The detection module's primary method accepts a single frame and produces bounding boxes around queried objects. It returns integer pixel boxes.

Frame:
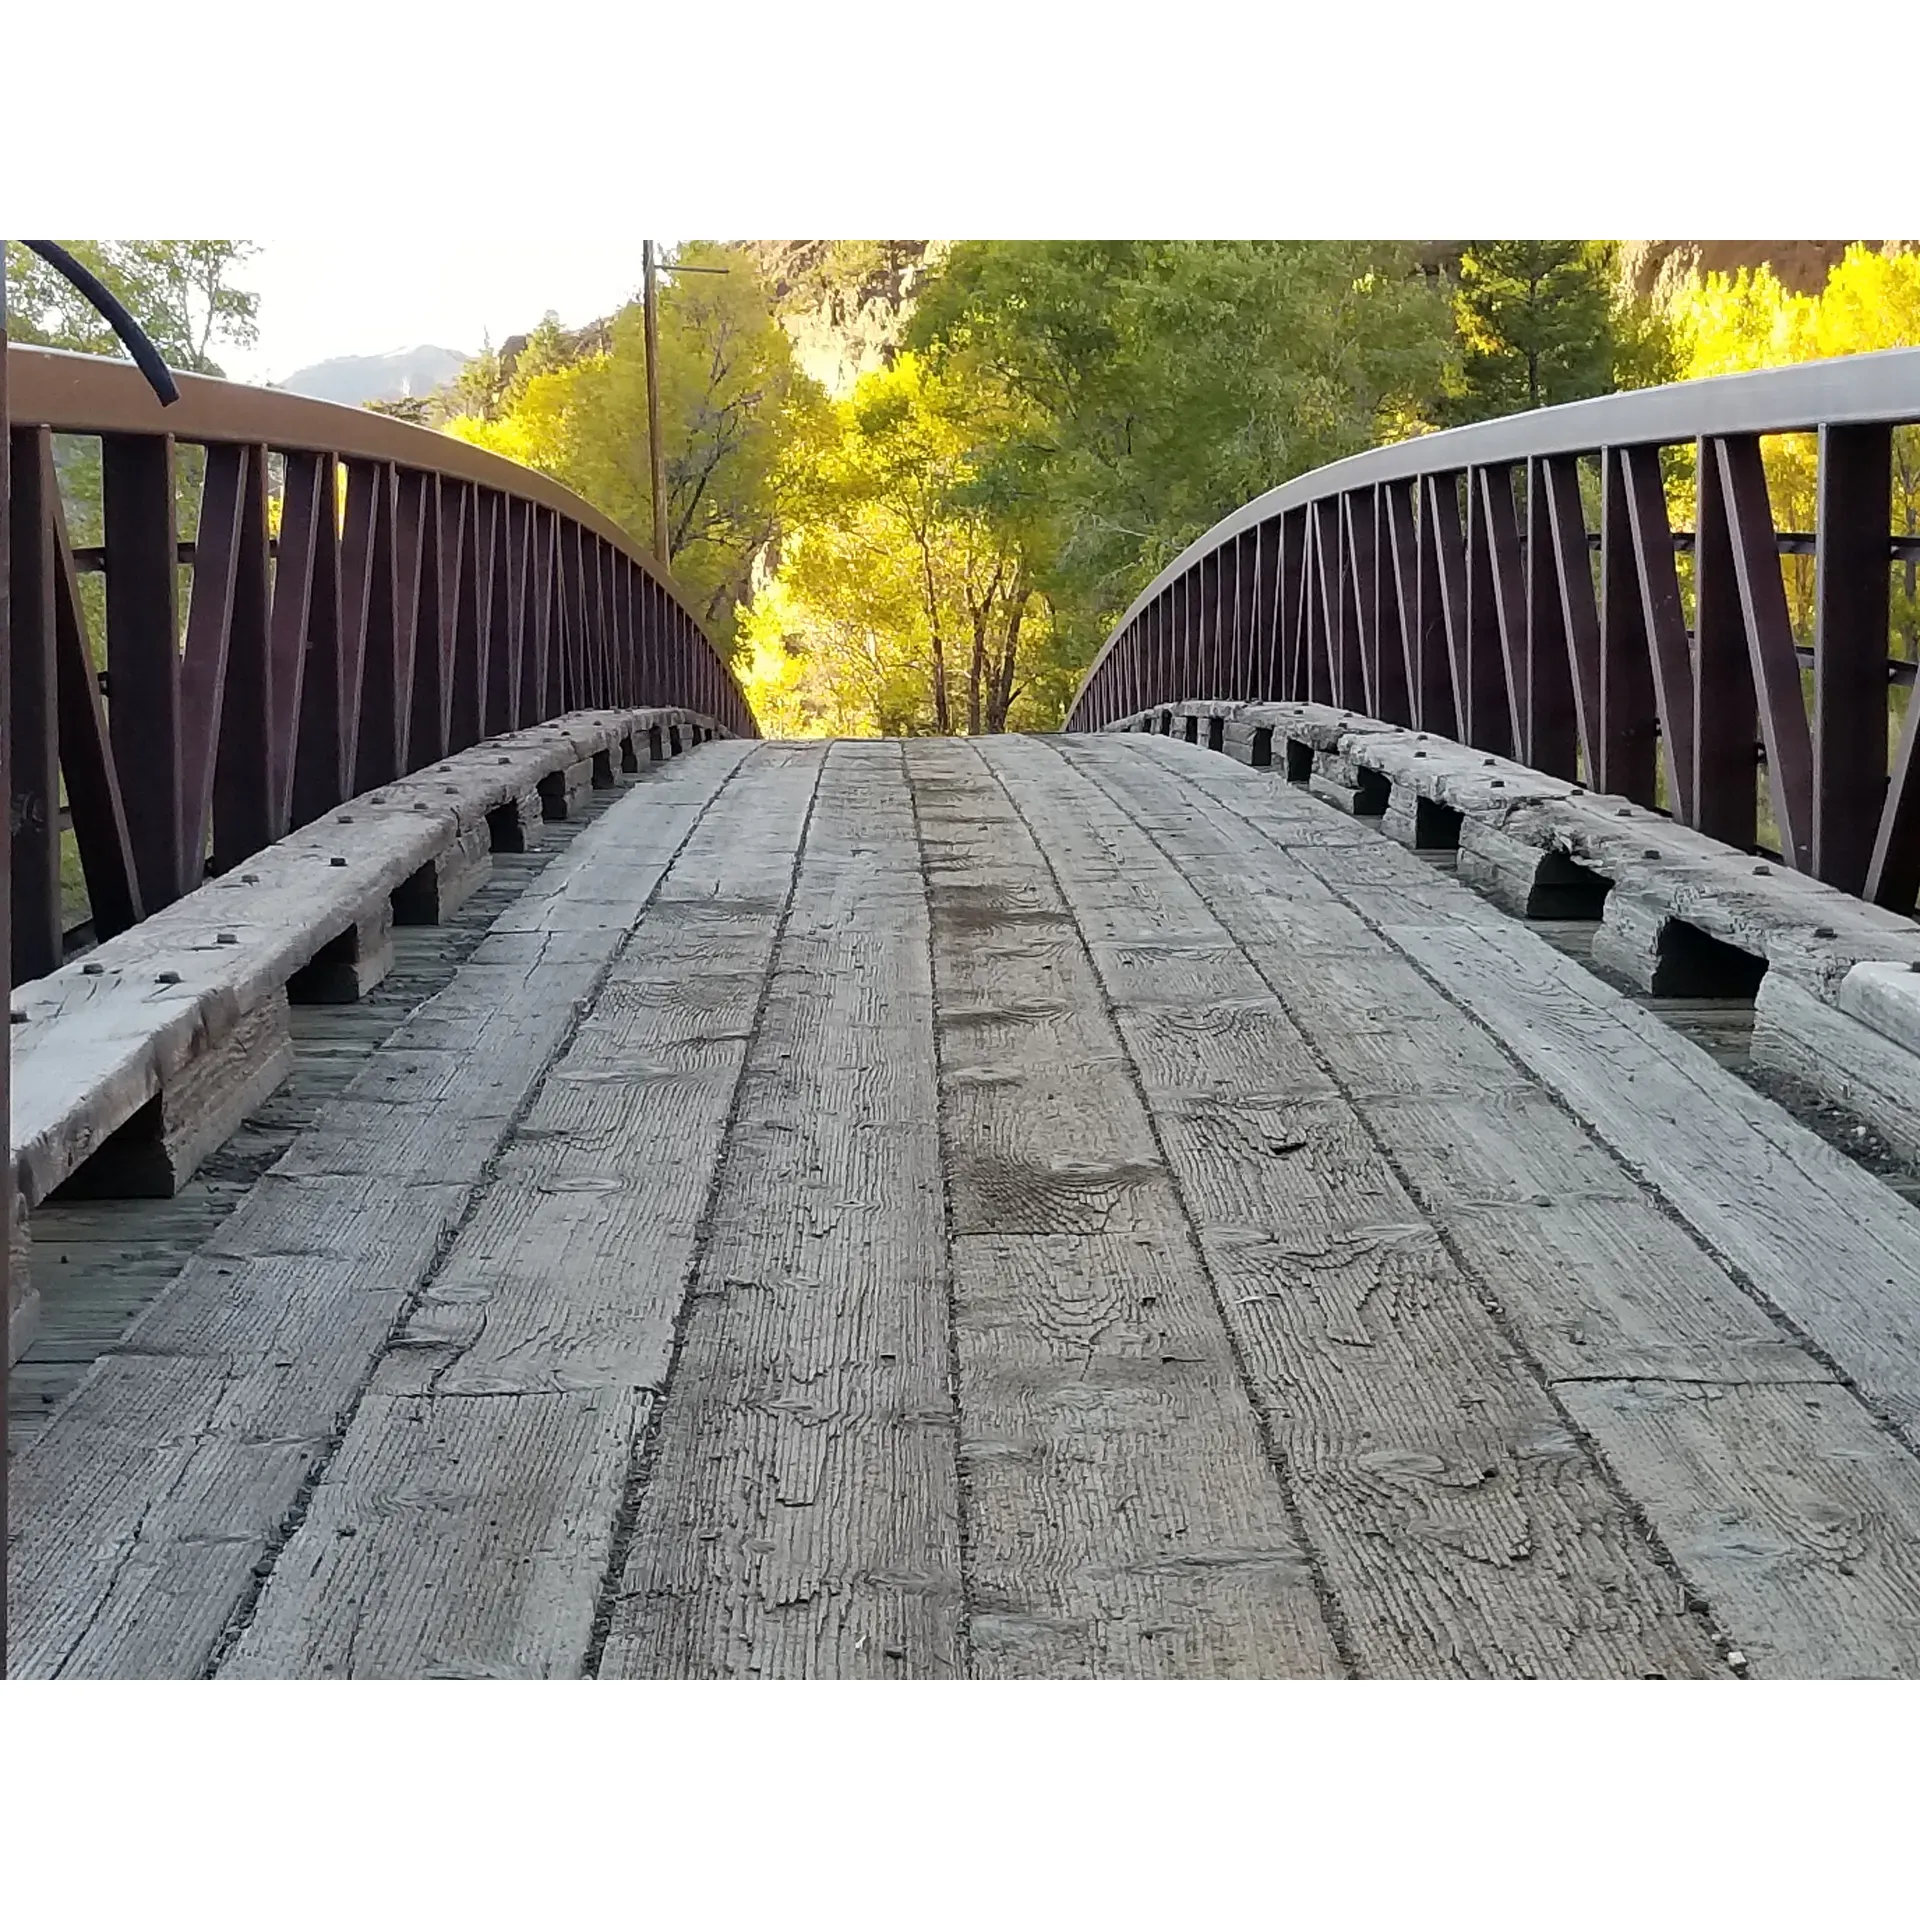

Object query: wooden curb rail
[1115,696,1920,1169]
[7,703,723,1359]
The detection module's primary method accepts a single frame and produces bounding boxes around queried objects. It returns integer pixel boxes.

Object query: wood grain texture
[1397,920,1920,1438]
[1555,1379,1920,1678]
[910,737,1340,1678]
[990,735,1719,1678]
[1090,725,1881,1390]
[222,749,822,1677]
[7,743,749,1678]
[600,743,965,1679]
[1074,734,1920,1675]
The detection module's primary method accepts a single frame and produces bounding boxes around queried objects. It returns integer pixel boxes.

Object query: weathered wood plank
[1079,738,1885,1384]
[909,739,1340,1678]
[600,742,964,1679]
[986,735,1719,1678]
[1395,920,1920,1439]
[7,743,753,1678]
[1555,1379,1920,1679]
[1072,736,1920,1674]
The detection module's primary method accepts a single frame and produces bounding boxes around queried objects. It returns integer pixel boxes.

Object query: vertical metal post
[643,241,669,571]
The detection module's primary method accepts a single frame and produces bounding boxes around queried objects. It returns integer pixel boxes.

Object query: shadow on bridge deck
[14,733,1920,1679]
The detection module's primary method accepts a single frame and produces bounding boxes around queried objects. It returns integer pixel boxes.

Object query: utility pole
[642,240,668,569]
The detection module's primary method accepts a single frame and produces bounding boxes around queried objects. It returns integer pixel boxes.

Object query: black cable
[19,240,180,406]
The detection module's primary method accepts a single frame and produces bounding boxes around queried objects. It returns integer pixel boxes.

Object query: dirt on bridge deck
[14,733,1920,1679]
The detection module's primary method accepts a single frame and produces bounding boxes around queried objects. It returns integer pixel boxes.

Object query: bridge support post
[488,790,546,853]
[288,901,396,1004]
[539,757,595,820]
[392,821,492,925]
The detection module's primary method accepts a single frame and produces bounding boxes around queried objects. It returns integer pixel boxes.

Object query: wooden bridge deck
[13,732,1920,1679]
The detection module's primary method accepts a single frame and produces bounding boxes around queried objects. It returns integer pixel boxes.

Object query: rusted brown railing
[4,343,755,985]
[1067,349,1920,914]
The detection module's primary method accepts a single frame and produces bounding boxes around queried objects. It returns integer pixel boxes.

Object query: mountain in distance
[275,344,469,406]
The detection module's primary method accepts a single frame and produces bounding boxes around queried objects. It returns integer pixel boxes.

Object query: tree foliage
[736,353,1065,737]
[440,244,826,631]
[1438,240,1673,423]
[1659,245,1920,654]
[905,241,1458,667]
[6,239,260,374]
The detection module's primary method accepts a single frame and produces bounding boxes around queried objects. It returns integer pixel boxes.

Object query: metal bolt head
[1642,848,1661,860]
[9,1010,26,1025]
[241,873,260,886]
[331,856,348,868]
[1414,749,1427,758]
[155,970,181,985]
[82,961,104,976]
[1482,757,1495,767]
[369,796,383,806]
[217,932,238,946]
[1571,783,1586,794]
[338,813,354,824]
[1491,778,1505,789]
[413,802,429,813]
[1753,864,1770,876]
[1814,925,1837,939]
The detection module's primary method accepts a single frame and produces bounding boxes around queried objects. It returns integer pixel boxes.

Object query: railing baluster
[391,469,429,775]
[209,444,273,873]
[1691,436,1759,848]
[9,427,64,978]
[1619,444,1695,820]
[1253,518,1282,701]
[102,431,184,908]
[1423,473,1469,741]
[1369,487,1410,727]
[273,452,324,834]
[1385,478,1434,729]
[289,453,343,829]
[1599,449,1660,805]
[1523,455,1578,780]
[1718,433,1814,868]
[50,442,142,936]
[1813,423,1894,892]
[179,442,247,888]
[1341,492,1377,714]
[1541,455,1602,781]
[1473,463,1523,759]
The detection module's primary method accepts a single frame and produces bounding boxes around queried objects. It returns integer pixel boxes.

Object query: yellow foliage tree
[736,352,1056,738]
[1662,245,1920,653]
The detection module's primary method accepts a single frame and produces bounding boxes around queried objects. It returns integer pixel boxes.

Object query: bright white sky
[225,235,656,386]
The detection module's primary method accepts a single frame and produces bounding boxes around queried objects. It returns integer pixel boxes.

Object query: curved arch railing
[5,343,755,983]
[1065,348,1920,915]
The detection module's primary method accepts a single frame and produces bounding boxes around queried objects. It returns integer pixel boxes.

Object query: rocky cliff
[1618,240,1914,301]
[738,241,944,397]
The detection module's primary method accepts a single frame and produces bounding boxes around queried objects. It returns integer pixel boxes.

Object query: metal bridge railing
[1066,348,1920,915]
[5,343,756,986]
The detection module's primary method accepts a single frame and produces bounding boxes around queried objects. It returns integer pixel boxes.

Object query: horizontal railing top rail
[1066,346,1920,917]
[5,344,755,987]
[8,344,702,618]
[1081,346,1920,669]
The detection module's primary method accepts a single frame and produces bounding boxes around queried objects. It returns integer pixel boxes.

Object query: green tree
[1440,240,1673,423]
[5,239,260,374]
[742,353,1053,737]
[908,241,1458,676]
[443,244,827,631]
[438,331,509,423]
